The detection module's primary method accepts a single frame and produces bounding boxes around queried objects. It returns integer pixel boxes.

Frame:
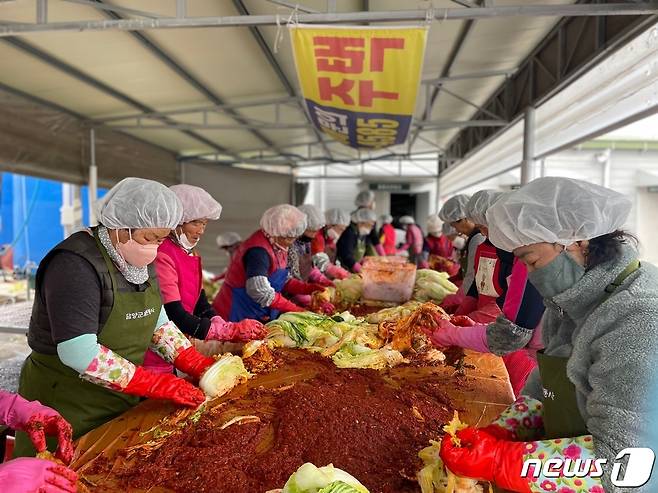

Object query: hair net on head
[216,232,242,248]
[355,190,375,207]
[351,208,377,223]
[99,177,183,230]
[399,215,415,225]
[426,214,442,234]
[325,208,351,226]
[169,184,222,224]
[298,204,325,231]
[487,177,632,252]
[438,194,471,223]
[260,204,307,237]
[466,190,504,226]
[380,214,393,224]
[442,222,457,236]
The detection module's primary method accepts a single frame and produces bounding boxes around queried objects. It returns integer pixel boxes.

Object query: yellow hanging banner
[290,25,428,150]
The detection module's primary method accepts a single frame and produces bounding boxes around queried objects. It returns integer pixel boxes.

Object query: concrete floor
[0,300,31,392]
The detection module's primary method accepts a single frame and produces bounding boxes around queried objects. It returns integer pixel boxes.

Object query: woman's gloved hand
[206,317,267,342]
[270,293,305,313]
[123,366,206,408]
[325,264,349,280]
[0,457,78,493]
[352,262,362,274]
[285,278,326,295]
[308,267,335,288]
[0,392,74,465]
[440,427,531,492]
[428,319,489,353]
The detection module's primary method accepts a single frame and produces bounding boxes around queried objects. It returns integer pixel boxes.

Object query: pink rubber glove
[352,262,362,273]
[325,264,349,280]
[429,319,490,353]
[0,457,78,493]
[206,316,267,342]
[419,260,430,269]
[0,391,74,465]
[375,244,386,256]
[308,267,334,288]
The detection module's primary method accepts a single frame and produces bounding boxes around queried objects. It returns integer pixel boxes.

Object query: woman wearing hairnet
[397,215,425,267]
[430,190,545,395]
[287,204,335,313]
[15,178,231,458]
[212,232,243,282]
[337,208,378,273]
[213,204,324,322]
[146,185,265,374]
[422,215,459,277]
[311,208,350,278]
[440,177,658,493]
[353,190,387,257]
[378,214,396,255]
[438,194,486,310]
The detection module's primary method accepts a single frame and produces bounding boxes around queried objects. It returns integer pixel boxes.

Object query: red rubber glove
[440,427,531,492]
[271,292,305,313]
[0,457,78,493]
[285,278,325,295]
[450,315,477,327]
[0,392,74,465]
[124,366,205,407]
[440,293,463,313]
[173,346,216,380]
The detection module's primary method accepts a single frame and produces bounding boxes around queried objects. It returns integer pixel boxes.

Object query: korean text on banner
[290,25,428,150]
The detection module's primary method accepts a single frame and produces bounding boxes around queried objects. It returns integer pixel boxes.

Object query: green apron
[14,232,161,457]
[538,259,640,439]
[354,229,367,264]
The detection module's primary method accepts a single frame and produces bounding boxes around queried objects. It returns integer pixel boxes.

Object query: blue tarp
[0,172,107,267]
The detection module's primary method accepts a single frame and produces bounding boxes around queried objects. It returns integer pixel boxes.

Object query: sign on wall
[290,25,428,150]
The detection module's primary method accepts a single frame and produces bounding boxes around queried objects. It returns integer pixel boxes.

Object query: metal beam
[62,0,164,19]
[0,4,654,36]
[422,69,515,84]
[96,96,298,123]
[93,0,279,156]
[264,0,320,14]
[416,119,507,129]
[440,86,506,120]
[444,7,657,166]
[1,36,233,155]
[232,0,334,161]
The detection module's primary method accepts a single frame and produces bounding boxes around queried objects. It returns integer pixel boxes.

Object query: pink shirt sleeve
[154,251,181,304]
[502,259,528,322]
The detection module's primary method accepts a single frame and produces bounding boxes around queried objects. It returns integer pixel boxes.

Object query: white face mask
[177,230,198,250]
[358,227,371,236]
[326,228,340,241]
[453,236,466,250]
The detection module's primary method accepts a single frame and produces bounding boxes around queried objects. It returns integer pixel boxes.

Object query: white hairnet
[169,184,222,224]
[216,232,242,248]
[98,177,182,229]
[442,222,457,236]
[438,194,471,223]
[260,204,307,237]
[380,214,393,224]
[466,190,504,226]
[399,215,415,225]
[487,177,632,252]
[298,204,325,230]
[355,190,375,207]
[351,208,377,223]
[426,214,442,234]
[325,208,351,226]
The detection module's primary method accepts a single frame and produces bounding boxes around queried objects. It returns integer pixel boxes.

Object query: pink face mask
[115,230,159,268]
